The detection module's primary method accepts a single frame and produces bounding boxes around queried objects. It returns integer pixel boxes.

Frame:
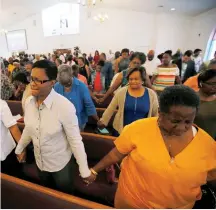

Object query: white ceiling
[0,0,216,27]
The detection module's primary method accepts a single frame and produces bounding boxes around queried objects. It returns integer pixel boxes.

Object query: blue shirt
[124,89,150,126]
[102,61,113,89]
[54,78,97,127]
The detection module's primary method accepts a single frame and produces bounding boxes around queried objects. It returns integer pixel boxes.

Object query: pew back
[6,100,23,116]
[1,173,112,209]
[7,101,116,134]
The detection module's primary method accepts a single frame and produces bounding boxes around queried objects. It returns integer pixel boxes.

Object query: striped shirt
[153,66,179,91]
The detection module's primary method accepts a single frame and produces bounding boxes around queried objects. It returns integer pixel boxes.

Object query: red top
[94,55,100,64]
[94,72,103,92]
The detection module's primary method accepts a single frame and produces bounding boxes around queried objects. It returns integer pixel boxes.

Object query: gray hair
[57,64,73,82]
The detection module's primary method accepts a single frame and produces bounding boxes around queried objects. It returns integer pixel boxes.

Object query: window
[42,3,80,37]
[6,29,28,52]
[204,27,216,61]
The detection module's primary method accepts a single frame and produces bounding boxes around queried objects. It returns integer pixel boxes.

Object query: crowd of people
[0,46,216,209]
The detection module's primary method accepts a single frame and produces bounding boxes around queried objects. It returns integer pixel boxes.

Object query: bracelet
[90,168,98,176]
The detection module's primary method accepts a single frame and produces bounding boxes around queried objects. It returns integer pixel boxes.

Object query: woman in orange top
[184,74,199,92]
[88,85,216,209]
[184,60,216,92]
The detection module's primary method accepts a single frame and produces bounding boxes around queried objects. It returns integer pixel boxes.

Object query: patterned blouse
[153,66,179,91]
[1,73,14,100]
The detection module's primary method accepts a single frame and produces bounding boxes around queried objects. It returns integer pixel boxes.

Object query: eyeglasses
[30,77,51,85]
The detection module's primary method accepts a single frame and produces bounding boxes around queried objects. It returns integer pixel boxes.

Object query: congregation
[1,46,216,208]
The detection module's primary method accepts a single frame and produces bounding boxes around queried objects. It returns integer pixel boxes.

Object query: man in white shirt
[15,60,95,193]
[144,50,161,76]
[1,99,25,176]
[107,50,114,62]
[193,49,203,73]
[58,51,66,64]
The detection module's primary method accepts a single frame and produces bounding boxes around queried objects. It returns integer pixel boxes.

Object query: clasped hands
[16,149,26,163]
[93,96,105,105]
[82,168,98,186]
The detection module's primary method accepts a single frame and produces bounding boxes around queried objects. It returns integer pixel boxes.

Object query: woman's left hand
[83,172,97,185]
[17,150,26,163]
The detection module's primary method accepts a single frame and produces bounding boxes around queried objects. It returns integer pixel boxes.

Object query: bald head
[147,50,155,61]
[9,57,13,64]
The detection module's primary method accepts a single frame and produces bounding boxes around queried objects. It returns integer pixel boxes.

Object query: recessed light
[171,8,176,11]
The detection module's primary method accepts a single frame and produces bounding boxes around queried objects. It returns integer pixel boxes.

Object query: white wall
[0,34,10,58]
[189,8,216,50]
[0,7,215,58]
[1,7,156,55]
[155,13,192,54]
[188,8,216,59]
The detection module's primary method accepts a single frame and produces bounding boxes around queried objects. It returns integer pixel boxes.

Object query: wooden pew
[6,93,114,115]
[6,100,23,116]
[7,100,117,135]
[16,122,117,206]
[1,173,112,209]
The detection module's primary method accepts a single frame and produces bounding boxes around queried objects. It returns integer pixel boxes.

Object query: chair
[1,173,112,209]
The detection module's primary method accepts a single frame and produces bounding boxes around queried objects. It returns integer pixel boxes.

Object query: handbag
[105,165,116,184]
[105,164,121,184]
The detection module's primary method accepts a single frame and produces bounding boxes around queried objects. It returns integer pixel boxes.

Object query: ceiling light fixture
[77,0,103,6]
[171,8,176,11]
[93,13,109,23]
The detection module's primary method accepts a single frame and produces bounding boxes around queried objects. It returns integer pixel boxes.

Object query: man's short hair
[33,60,58,80]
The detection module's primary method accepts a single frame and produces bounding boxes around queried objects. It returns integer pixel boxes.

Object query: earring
[200,83,202,87]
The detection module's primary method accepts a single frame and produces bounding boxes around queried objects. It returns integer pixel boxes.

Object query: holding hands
[83,168,98,186]
[16,149,26,163]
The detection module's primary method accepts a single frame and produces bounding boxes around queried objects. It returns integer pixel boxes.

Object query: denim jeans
[37,156,76,194]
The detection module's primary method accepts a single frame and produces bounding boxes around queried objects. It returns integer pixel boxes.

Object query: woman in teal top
[54,65,99,130]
